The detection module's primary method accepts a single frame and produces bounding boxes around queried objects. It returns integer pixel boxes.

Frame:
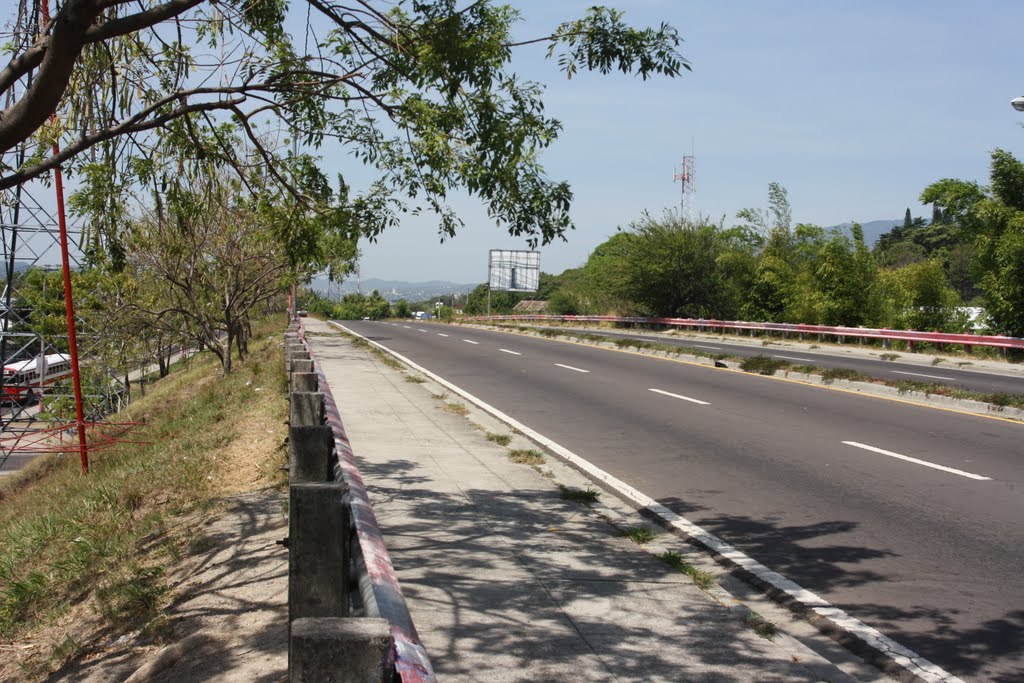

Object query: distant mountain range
[308,276,477,302]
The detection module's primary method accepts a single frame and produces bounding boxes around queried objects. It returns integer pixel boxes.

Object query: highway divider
[284,322,435,683]
[466,314,1024,353]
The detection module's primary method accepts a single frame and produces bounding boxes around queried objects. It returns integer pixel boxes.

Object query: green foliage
[919,148,1024,335]
[608,212,750,319]
[739,355,789,375]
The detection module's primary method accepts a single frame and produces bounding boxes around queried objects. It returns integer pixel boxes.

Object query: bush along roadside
[0,315,288,679]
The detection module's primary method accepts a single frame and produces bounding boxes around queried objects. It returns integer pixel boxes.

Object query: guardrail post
[291,371,318,394]
[289,425,333,483]
[289,482,350,620]
[290,617,391,683]
[291,391,325,428]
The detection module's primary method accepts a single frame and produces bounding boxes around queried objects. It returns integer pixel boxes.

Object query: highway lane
[513,324,1024,396]
[341,320,1024,681]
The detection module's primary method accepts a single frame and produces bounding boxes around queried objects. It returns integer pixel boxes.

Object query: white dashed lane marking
[499,349,521,355]
[649,388,710,405]
[555,363,589,373]
[891,370,956,381]
[842,441,991,481]
[463,339,480,345]
[437,333,449,337]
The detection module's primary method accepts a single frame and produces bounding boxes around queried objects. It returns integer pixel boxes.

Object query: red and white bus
[2,353,72,403]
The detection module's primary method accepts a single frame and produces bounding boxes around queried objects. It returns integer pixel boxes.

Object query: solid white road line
[437,333,449,337]
[773,355,814,362]
[554,363,589,373]
[841,441,991,481]
[331,320,966,683]
[891,370,956,381]
[649,388,710,405]
[499,349,521,355]
[463,339,480,345]
[693,344,720,350]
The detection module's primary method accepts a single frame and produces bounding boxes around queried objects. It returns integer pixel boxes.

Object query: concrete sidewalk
[304,319,883,683]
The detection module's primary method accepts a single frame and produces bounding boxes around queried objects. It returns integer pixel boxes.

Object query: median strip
[649,388,710,405]
[554,363,589,373]
[841,441,991,481]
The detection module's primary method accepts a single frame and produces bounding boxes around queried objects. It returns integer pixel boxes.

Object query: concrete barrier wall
[284,324,396,683]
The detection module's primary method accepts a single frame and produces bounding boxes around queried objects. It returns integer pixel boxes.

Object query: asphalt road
[341,319,1024,682]
[520,324,1024,396]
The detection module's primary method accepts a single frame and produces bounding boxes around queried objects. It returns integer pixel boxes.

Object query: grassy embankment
[0,316,288,678]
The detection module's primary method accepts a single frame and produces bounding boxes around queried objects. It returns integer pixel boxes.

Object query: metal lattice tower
[0,0,133,473]
[673,154,696,221]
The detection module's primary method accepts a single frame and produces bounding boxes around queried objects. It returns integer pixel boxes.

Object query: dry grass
[0,315,288,679]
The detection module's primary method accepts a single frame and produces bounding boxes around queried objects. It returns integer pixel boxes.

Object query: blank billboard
[488,250,540,293]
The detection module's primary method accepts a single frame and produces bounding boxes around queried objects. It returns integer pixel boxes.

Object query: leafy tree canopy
[2,1,688,270]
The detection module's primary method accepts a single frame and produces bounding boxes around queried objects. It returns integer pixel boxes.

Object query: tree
[736,181,791,237]
[813,225,881,326]
[125,171,290,373]
[921,149,1024,336]
[611,212,746,319]
[393,299,410,319]
[877,259,964,332]
[4,2,687,257]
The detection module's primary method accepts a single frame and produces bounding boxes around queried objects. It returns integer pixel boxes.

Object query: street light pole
[1011,96,1024,112]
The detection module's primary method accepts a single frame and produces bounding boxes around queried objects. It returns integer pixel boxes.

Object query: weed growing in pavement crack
[657,550,718,589]
[443,402,469,416]
[508,449,544,465]
[622,527,656,544]
[744,612,778,640]
[558,484,601,504]
[879,353,900,361]
[485,432,512,446]
[404,375,426,384]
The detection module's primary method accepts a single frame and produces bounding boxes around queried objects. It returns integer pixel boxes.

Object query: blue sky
[339,1,1024,284]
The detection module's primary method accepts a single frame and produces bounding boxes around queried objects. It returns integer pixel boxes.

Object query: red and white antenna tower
[673,150,696,220]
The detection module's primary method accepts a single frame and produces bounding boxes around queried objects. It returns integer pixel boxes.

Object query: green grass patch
[739,355,790,375]
[621,526,656,544]
[485,432,512,446]
[879,353,900,361]
[508,449,544,465]
[558,485,601,504]
[404,375,426,384]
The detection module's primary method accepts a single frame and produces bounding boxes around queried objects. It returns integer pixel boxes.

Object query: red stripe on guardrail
[297,321,436,682]
[465,315,1024,350]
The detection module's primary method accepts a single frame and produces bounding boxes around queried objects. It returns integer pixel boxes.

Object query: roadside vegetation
[0,317,287,678]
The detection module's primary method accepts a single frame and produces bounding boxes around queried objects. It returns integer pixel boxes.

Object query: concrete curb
[334,321,966,683]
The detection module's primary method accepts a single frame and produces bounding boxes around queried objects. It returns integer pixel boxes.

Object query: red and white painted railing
[465,315,1024,351]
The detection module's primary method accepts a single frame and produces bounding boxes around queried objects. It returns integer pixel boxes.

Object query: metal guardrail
[287,322,435,683]
[466,315,1024,351]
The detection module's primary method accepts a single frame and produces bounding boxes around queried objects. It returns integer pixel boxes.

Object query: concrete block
[289,483,351,621]
[289,425,333,482]
[290,617,391,683]
[291,391,325,427]
[290,358,314,375]
[291,371,318,393]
